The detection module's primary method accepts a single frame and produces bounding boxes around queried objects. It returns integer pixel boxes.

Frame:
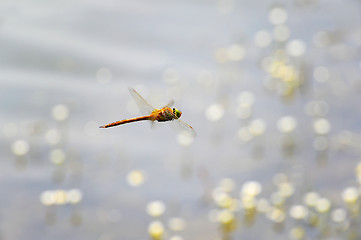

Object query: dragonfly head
[173,108,182,119]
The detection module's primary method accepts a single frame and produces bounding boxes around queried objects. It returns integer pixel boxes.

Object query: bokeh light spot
[267,207,285,223]
[49,148,66,165]
[332,208,347,223]
[40,191,55,206]
[286,40,306,57]
[289,226,305,240]
[237,91,255,107]
[11,139,30,156]
[254,30,272,48]
[342,187,359,204]
[45,129,61,145]
[205,104,224,122]
[127,170,146,187]
[277,116,297,133]
[54,190,68,205]
[314,66,330,83]
[52,104,69,121]
[289,205,308,219]
[241,181,262,197]
[313,118,331,135]
[217,209,235,225]
[146,201,166,217]
[303,192,319,207]
[315,198,331,213]
[268,7,288,25]
[148,221,165,239]
[177,133,194,146]
[313,136,329,151]
[249,119,267,136]
[67,189,83,204]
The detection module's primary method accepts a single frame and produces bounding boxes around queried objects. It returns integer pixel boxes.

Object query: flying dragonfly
[99,88,196,136]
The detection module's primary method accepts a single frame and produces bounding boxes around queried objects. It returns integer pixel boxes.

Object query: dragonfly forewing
[129,88,155,115]
[162,99,175,108]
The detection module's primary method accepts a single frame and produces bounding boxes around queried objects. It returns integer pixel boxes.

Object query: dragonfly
[99,88,196,136]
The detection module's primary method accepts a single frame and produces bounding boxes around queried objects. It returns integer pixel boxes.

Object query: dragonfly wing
[167,119,196,137]
[129,88,155,115]
[162,99,175,108]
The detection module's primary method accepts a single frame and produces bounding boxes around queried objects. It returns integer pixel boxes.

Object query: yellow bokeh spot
[146,201,166,217]
[218,209,235,225]
[277,116,297,133]
[49,148,66,165]
[315,198,331,213]
[205,103,225,122]
[303,192,320,207]
[248,119,267,136]
[268,7,288,25]
[213,190,233,209]
[289,226,305,240]
[241,181,262,197]
[257,198,271,213]
[332,208,347,223]
[313,118,331,135]
[342,187,359,204]
[289,205,308,220]
[40,189,82,206]
[11,139,30,156]
[267,207,285,223]
[148,221,165,240]
[52,104,69,121]
[126,170,146,187]
[278,182,294,198]
[241,195,256,211]
[54,190,68,205]
[40,191,56,206]
[270,192,285,206]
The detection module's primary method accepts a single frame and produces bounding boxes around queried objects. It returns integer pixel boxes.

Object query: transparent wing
[162,99,175,108]
[167,119,196,137]
[129,88,155,115]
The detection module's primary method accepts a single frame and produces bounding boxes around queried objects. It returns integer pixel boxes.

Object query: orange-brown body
[99,107,180,128]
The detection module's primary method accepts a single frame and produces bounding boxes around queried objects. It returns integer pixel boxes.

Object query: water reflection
[1,0,360,239]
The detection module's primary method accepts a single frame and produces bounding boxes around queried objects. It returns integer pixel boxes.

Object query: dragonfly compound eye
[174,108,182,119]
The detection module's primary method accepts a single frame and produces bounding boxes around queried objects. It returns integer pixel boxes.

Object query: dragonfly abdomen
[99,115,152,128]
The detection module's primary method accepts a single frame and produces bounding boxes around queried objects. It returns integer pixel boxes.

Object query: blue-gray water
[1,0,361,239]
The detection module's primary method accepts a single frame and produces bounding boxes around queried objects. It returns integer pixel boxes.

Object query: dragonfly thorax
[155,107,182,122]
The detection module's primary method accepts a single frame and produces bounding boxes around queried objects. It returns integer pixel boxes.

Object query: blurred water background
[1,0,361,239]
